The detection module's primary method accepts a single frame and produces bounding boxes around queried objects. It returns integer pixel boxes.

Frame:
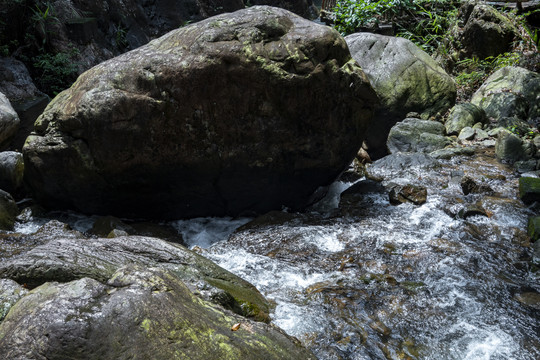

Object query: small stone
[369,320,391,337]
[458,127,476,141]
[515,292,540,310]
[389,184,427,205]
[445,103,486,136]
[460,176,493,195]
[481,139,496,147]
[107,229,129,238]
[475,128,489,140]
[457,203,488,219]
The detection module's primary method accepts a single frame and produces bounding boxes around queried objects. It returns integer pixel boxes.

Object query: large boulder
[471,66,540,122]
[0,265,315,359]
[23,6,377,219]
[345,33,456,159]
[0,151,24,194]
[0,58,49,151]
[0,92,19,150]
[458,4,518,60]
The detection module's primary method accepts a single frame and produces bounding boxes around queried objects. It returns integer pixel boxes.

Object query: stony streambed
[173,148,540,359]
[2,148,539,359]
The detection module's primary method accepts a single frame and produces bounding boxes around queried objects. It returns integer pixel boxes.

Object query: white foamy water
[180,165,539,359]
[170,217,251,248]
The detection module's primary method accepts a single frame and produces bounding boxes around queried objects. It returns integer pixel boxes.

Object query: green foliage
[33,47,79,96]
[333,0,416,36]
[455,52,521,97]
[30,1,59,47]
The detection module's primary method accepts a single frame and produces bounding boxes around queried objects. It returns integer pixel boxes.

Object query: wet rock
[0,235,270,322]
[515,292,540,310]
[0,151,24,194]
[0,265,315,360]
[519,177,540,204]
[0,190,18,231]
[248,0,319,19]
[429,146,476,159]
[471,67,540,121]
[457,203,488,219]
[460,176,494,195]
[366,153,440,181]
[445,103,486,136]
[91,215,135,237]
[345,33,456,159]
[527,216,540,242]
[107,229,129,238]
[0,92,19,150]
[514,160,537,174]
[0,279,28,322]
[23,7,377,219]
[339,180,387,209]
[495,130,528,164]
[388,184,427,205]
[459,4,518,60]
[386,118,452,154]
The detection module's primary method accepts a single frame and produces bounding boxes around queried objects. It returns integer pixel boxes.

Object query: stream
[172,149,540,359]
[4,149,540,359]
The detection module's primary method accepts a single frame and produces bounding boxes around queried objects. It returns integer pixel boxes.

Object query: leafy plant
[30,1,59,47]
[33,47,79,96]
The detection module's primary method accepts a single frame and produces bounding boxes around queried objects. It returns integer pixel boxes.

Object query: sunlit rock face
[23,6,377,219]
[346,33,456,159]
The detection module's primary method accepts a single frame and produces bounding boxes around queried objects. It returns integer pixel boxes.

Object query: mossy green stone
[519,177,540,204]
[528,216,540,242]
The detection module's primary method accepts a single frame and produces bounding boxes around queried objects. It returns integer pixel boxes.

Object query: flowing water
[2,149,539,359]
[172,150,540,360]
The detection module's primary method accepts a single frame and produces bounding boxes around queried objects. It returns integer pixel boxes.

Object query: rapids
[173,149,540,359]
[3,149,539,359]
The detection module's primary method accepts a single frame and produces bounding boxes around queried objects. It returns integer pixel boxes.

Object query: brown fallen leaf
[231,323,241,331]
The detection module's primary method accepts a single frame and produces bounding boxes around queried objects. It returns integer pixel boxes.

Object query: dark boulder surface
[23,6,377,219]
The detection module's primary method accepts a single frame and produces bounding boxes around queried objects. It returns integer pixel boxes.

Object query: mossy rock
[0,266,315,359]
[528,216,540,242]
[519,177,540,204]
[0,235,270,322]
